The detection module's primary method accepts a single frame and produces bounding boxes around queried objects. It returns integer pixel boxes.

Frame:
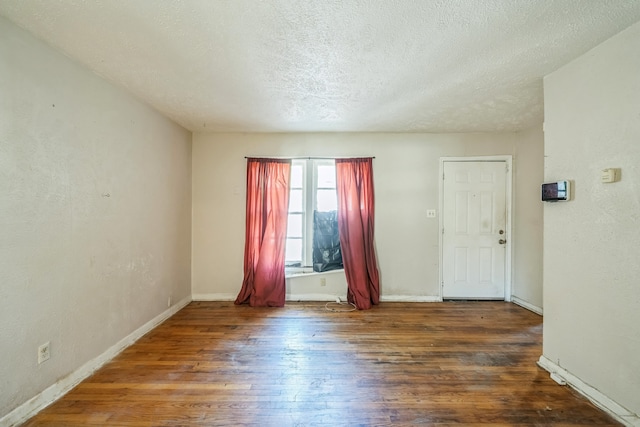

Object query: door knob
[499,239,507,245]
[499,230,504,235]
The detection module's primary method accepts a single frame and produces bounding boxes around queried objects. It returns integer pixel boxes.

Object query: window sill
[285,268,344,279]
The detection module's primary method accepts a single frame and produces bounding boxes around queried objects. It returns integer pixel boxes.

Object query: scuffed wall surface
[0,17,191,417]
[543,21,640,415]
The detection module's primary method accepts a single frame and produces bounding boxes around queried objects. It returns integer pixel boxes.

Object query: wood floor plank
[22,301,620,426]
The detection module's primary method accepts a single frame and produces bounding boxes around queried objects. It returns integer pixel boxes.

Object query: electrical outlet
[427,209,437,218]
[320,278,326,287]
[38,342,51,364]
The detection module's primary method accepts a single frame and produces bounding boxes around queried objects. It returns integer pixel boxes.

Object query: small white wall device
[601,168,619,183]
[541,180,571,202]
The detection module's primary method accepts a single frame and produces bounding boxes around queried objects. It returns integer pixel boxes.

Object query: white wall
[512,126,544,311]
[0,17,192,418]
[192,131,543,304]
[543,20,640,418]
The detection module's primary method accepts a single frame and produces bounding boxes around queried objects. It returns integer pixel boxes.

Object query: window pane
[285,238,302,262]
[289,189,303,212]
[290,164,304,188]
[317,165,336,188]
[287,213,303,237]
[317,189,337,211]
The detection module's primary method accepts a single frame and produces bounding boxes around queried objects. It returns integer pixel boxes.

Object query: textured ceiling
[1,1,640,133]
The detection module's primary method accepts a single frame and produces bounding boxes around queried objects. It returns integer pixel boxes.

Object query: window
[285,161,306,265]
[285,159,339,268]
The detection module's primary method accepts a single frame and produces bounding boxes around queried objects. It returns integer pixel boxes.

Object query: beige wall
[512,126,544,310]
[543,21,640,417]
[0,17,192,417]
[192,131,543,306]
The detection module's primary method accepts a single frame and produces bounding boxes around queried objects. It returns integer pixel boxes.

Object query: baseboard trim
[192,293,442,303]
[286,294,346,301]
[192,293,236,301]
[380,295,442,302]
[511,296,543,315]
[537,355,639,426]
[0,296,192,427]
[192,294,346,303]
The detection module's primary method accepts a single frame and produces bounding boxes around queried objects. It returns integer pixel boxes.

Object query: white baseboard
[192,293,236,301]
[286,293,346,301]
[285,295,442,303]
[511,296,543,315]
[380,295,441,302]
[289,295,441,303]
[193,293,345,303]
[537,355,639,426]
[0,296,192,427]
[192,293,442,303]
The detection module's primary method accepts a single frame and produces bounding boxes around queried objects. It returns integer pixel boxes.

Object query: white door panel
[442,161,507,299]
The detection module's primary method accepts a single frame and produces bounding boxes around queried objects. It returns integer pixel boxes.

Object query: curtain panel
[235,158,291,307]
[335,158,380,310]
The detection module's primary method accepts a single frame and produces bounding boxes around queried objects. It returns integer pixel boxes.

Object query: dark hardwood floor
[23,301,619,426]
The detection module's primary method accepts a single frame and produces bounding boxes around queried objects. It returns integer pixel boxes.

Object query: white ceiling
[2,0,640,133]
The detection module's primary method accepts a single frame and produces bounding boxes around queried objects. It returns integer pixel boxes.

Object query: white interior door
[442,161,507,299]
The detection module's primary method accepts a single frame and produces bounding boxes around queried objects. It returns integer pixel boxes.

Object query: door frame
[438,156,513,301]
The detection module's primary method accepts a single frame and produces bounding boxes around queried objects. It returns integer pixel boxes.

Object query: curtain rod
[244,156,375,160]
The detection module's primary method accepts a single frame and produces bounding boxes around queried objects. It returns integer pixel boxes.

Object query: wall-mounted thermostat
[542,180,571,202]
[601,168,619,183]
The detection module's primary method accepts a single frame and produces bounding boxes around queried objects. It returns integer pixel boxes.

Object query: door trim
[438,156,513,301]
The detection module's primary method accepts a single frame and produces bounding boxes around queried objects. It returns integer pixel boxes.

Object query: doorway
[439,157,512,300]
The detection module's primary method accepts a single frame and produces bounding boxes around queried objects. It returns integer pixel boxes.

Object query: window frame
[285,160,307,266]
[285,159,337,267]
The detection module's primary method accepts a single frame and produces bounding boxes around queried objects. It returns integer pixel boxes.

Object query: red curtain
[235,158,291,307]
[335,158,380,310]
